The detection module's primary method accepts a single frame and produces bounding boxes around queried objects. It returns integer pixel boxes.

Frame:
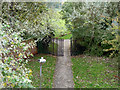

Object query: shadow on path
[53,39,74,88]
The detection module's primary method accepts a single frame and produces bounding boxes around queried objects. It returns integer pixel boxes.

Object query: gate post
[74,39,77,56]
[62,39,64,56]
[63,39,64,56]
[56,38,58,56]
[70,37,72,56]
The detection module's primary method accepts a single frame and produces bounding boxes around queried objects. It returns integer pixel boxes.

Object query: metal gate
[52,38,64,56]
[70,37,77,56]
[37,38,64,56]
[57,39,64,56]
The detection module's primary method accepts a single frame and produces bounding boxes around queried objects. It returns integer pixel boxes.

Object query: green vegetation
[58,34,72,39]
[52,12,69,38]
[1,2,61,87]
[26,54,56,88]
[71,55,118,88]
[62,2,119,57]
[1,1,119,88]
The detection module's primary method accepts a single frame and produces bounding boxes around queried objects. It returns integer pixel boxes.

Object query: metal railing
[37,38,64,56]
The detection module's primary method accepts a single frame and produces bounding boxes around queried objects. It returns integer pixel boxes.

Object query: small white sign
[38,57,46,63]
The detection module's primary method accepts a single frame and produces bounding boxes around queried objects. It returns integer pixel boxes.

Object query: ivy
[0,21,34,88]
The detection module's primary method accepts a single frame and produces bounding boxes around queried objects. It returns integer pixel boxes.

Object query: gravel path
[53,39,74,88]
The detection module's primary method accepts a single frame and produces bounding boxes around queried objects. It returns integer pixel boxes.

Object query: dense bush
[0,2,60,88]
[102,12,120,57]
[0,24,34,88]
[0,2,66,87]
[2,2,62,40]
[61,2,119,57]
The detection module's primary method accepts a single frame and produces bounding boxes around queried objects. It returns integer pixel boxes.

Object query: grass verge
[71,55,118,88]
[26,54,56,88]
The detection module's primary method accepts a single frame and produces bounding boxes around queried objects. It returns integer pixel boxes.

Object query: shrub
[0,24,34,88]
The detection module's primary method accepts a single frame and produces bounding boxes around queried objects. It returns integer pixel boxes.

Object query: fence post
[56,38,58,56]
[70,37,72,56]
[63,39,64,56]
[74,39,77,56]
[61,39,62,56]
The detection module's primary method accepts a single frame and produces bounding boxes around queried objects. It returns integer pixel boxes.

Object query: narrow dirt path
[53,39,74,88]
